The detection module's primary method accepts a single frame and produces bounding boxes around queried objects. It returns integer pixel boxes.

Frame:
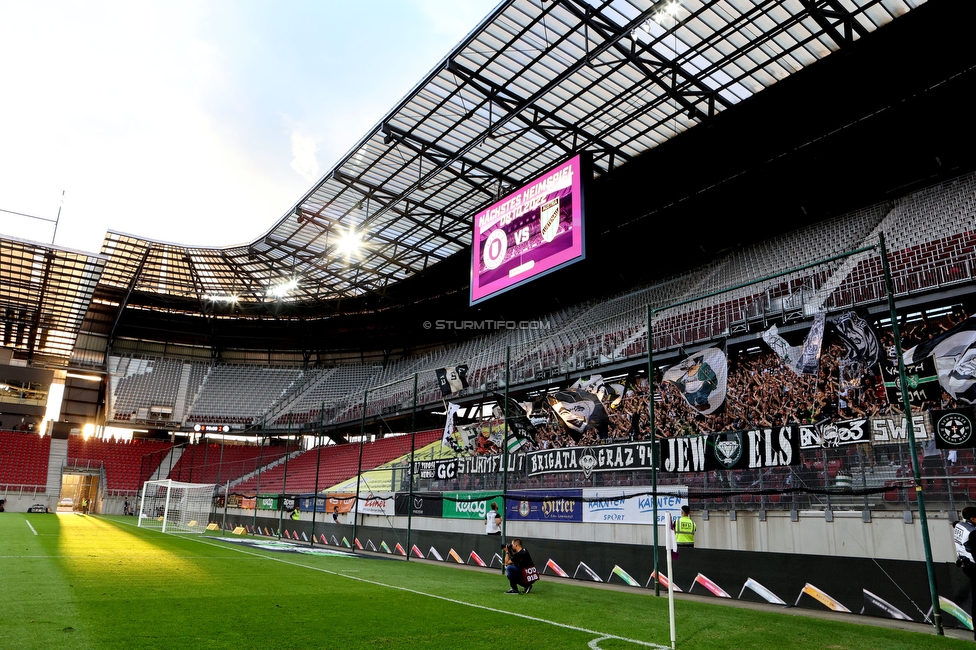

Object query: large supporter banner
[505,489,582,523]
[659,427,801,472]
[442,491,502,520]
[394,492,444,517]
[470,154,585,304]
[525,440,656,477]
[582,487,687,525]
[414,454,525,480]
[869,414,930,444]
[932,408,976,449]
[799,419,869,450]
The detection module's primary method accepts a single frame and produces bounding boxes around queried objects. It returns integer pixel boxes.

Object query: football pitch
[0,513,970,650]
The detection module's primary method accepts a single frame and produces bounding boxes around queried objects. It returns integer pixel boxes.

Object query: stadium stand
[108,356,185,422]
[232,430,440,494]
[0,430,50,489]
[167,442,288,486]
[184,364,309,426]
[100,170,976,432]
[67,437,173,492]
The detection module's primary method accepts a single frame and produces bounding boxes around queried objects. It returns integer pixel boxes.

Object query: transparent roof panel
[1,236,108,366]
[94,0,923,309]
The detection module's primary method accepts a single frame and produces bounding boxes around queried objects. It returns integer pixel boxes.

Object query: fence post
[880,232,943,635]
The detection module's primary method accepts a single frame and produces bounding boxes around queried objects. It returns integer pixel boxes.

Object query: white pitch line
[185,535,668,649]
[25,520,38,536]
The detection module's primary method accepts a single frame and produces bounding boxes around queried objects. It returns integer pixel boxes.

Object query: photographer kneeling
[503,538,539,594]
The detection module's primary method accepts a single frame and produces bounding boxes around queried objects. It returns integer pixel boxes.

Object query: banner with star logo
[932,408,976,449]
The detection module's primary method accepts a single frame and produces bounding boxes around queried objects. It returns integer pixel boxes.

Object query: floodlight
[267,278,299,298]
[66,372,102,382]
[335,230,364,258]
[204,294,239,304]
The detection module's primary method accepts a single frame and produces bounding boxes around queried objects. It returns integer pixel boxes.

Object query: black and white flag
[454,422,481,453]
[662,347,728,414]
[570,374,626,407]
[762,312,826,375]
[833,310,880,390]
[880,356,940,406]
[441,402,460,449]
[903,317,976,404]
[436,365,469,397]
[493,394,537,450]
[547,389,609,442]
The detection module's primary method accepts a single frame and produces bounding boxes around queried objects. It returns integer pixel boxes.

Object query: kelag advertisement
[442,491,502,520]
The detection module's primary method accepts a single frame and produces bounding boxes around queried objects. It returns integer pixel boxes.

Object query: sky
[0,0,497,254]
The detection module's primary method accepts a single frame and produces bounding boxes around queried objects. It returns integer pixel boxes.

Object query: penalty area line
[184,535,667,650]
[25,519,38,536]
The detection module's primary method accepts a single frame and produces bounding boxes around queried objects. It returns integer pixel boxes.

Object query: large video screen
[470,154,585,305]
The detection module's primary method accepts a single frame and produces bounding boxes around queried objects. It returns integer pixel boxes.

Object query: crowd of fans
[466,309,970,453]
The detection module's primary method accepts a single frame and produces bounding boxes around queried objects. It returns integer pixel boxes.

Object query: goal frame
[138,479,216,534]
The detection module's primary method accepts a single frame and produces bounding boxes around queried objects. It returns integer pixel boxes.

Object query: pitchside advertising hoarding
[352,493,395,516]
[470,154,586,305]
[394,492,444,517]
[582,487,687,525]
[442,491,503,520]
[505,489,582,522]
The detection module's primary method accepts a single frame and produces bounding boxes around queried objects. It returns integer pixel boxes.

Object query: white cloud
[289,131,321,183]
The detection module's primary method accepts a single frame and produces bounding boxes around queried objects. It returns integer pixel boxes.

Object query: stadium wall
[221,511,967,627]
[1,492,55,512]
[215,504,959,563]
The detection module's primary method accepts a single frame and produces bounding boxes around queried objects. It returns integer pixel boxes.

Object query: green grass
[0,513,970,649]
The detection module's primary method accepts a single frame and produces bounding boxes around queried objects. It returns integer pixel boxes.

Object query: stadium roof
[96,0,926,309]
[0,236,108,366]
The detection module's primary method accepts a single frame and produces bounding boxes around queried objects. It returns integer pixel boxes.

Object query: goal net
[138,479,216,534]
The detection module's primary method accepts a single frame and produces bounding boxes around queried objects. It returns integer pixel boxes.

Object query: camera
[501,543,512,553]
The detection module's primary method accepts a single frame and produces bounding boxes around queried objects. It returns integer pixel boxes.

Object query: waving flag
[662,347,728,415]
[493,394,537,445]
[762,313,825,375]
[903,317,976,404]
[834,310,880,389]
[441,402,460,448]
[548,389,609,441]
[436,365,469,397]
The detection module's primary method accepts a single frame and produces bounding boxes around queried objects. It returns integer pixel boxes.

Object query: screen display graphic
[470,154,585,304]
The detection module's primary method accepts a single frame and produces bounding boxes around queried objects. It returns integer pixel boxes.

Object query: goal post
[138,479,216,534]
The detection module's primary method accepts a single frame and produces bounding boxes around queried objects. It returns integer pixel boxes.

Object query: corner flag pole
[647,304,660,597]
[665,512,677,650]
